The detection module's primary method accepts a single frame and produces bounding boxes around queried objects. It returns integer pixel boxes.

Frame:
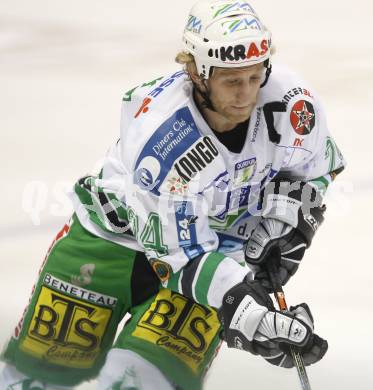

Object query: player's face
[207,63,265,124]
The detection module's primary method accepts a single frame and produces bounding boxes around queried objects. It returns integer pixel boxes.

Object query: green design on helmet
[182,0,272,79]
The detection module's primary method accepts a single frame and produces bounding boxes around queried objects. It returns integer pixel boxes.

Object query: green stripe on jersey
[310,175,331,196]
[194,252,226,306]
[74,176,131,236]
[165,270,181,291]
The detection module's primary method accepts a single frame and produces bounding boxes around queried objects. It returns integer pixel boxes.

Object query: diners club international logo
[290,100,316,135]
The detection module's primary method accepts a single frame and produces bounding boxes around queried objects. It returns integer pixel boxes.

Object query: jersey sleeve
[278,92,346,194]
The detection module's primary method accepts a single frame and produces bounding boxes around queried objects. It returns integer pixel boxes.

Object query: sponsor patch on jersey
[132,289,221,373]
[250,107,262,143]
[174,201,199,248]
[290,100,316,135]
[167,176,189,195]
[20,274,115,369]
[233,158,257,187]
[134,156,161,191]
[293,138,304,147]
[173,136,220,184]
[281,87,313,106]
[134,107,201,194]
[149,258,173,283]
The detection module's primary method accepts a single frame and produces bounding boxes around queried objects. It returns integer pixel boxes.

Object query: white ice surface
[1,0,373,389]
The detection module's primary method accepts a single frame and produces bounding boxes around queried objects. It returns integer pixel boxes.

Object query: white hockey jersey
[71,64,345,308]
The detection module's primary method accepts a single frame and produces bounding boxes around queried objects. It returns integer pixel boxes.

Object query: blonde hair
[175,51,195,65]
[175,51,197,78]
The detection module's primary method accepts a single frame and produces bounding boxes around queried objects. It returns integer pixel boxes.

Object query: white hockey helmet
[182,0,272,79]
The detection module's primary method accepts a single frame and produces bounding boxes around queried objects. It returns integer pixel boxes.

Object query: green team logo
[325,136,342,172]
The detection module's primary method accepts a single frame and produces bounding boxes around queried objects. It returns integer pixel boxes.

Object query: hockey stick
[266,259,312,390]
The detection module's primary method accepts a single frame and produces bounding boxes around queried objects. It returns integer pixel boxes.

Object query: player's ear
[186,61,208,93]
[176,52,208,92]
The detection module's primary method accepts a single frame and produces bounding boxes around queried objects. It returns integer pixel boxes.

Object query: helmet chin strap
[193,79,217,113]
[260,60,272,88]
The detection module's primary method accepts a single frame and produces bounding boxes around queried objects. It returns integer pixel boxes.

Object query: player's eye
[250,76,261,83]
[225,79,239,85]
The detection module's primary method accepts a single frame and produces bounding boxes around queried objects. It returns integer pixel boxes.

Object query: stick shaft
[266,262,312,390]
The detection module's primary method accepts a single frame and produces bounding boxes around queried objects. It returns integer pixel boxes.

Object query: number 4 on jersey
[128,209,168,257]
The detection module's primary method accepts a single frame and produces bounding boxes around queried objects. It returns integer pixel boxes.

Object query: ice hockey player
[1,0,345,389]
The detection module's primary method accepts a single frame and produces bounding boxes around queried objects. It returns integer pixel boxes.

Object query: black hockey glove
[252,303,328,368]
[245,178,325,291]
[218,280,328,367]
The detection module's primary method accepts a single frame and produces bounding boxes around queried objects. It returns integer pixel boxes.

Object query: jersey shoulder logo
[290,100,316,135]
